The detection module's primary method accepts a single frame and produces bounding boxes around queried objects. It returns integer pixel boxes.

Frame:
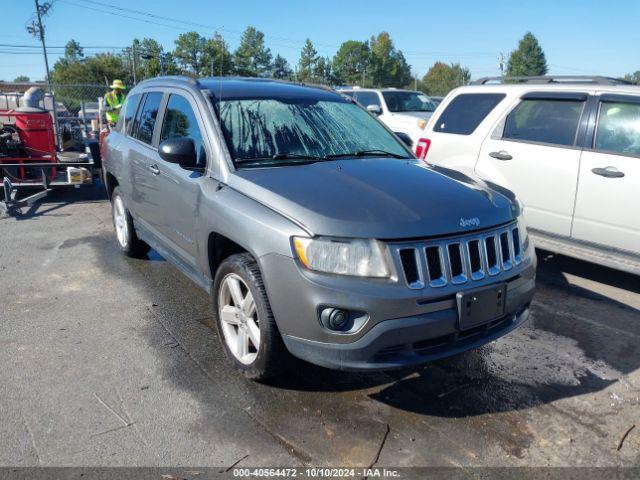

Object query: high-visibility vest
[105,91,126,124]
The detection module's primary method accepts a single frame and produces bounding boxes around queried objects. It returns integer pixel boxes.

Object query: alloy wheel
[218,273,260,365]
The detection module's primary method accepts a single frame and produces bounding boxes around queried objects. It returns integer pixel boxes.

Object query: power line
[68,0,343,49]
[0,43,128,49]
[58,0,197,32]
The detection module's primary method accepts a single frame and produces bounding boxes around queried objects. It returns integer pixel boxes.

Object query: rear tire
[111,186,150,258]
[213,253,290,380]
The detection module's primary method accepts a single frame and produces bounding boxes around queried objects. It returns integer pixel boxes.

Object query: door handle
[149,164,160,176]
[489,151,513,161]
[591,166,624,178]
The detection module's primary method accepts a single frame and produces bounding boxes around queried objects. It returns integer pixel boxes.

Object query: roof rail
[472,76,631,86]
[140,75,199,85]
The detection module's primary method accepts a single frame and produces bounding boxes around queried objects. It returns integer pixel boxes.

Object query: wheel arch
[104,171,119,200]
[207,232,252,280]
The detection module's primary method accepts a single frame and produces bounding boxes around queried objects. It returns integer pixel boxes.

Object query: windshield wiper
[326,150,410,159]
[235,153,327,166]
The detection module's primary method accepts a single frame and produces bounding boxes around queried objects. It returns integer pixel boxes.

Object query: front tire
[111,186,150,258]
[213,253,290,380]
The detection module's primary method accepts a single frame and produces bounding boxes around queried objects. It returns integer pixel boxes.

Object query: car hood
[228,158,518,239]
[392,111,433,121]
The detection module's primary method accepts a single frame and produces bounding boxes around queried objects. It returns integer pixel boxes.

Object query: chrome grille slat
[392,222,524,289]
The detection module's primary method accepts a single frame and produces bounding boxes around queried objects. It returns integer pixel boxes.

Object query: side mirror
[366,104,382,116]
[159,137,197,168]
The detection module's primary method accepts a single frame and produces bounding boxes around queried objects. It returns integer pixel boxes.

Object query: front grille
[391,223,523,289]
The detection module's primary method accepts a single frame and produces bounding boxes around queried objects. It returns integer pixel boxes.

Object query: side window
[503,98,585,147]
[134,92,163,145]
[120,93,140,135]
[160,94,206,167]
[595,101,640,156]
[434,93,505,135]
[355,91,381,108]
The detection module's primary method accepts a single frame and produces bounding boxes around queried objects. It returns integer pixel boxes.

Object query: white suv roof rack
[472,75,631,86]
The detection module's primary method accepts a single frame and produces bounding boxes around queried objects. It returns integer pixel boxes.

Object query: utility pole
[131,42,138,84]
[32,0,60,146]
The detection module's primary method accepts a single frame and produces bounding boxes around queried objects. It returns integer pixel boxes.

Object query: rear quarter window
[434,93,506,135]
[120,93,140,136]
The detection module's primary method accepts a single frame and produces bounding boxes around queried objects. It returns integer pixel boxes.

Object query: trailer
[0,89,99,216]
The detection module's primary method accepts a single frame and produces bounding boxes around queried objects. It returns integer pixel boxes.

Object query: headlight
[517,214,530,251]
[417,119,427,130]
[292,236,391,278]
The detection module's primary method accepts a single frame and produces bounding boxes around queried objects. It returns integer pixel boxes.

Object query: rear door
[477,92,589,236]
[147,91,208,265]
[572,94,640,254]
[127,91,164,226]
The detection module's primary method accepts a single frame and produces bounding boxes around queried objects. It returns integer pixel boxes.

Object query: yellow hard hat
[110,79,126,89]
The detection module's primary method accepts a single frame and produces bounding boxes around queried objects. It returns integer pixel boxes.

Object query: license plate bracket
[456,284,506,330]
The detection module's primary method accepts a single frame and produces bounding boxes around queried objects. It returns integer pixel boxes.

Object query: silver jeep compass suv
[103,76,536,380]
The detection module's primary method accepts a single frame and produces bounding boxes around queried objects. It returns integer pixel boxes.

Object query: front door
[146,92,209,266]
[572,95,640,254]
[477,92,588,236]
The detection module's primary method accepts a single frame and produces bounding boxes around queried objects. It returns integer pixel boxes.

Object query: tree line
[49,28,420,90]
[18,30,634,95]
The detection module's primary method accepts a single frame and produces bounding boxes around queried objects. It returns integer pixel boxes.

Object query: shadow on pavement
[2,182,107,220]
[536,248,640,295]
[88,233,639,423]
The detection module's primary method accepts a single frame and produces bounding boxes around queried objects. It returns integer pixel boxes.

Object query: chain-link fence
[0,82,109,148]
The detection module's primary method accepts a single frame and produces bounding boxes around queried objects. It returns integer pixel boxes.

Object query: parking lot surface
[1,187,639,468]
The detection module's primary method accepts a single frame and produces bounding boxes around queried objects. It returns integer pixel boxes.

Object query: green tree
[204,33,234,76]
[173,31,206,75]
[134,38,179,79]
[313,56,332,84]
[297,38,318,82]
[623,71,640,85]
[369,32,412,87]
[332,40,370,86]
[272,54,293,80]
[420,62,471,96]
[64,39,84,61]
[13,75,30,82]
[506,32,548,77]
[138,38,164,78]
[234,27,272,77]
[51,53,129,85]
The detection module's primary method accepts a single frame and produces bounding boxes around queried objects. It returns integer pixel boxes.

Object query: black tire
[212,253,290,380]
[111,186,150,258]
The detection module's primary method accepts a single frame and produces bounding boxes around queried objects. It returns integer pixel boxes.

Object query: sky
[2,0,639,83]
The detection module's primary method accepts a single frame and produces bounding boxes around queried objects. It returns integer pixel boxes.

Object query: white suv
[339,88,436,147]
[416,76,640,275]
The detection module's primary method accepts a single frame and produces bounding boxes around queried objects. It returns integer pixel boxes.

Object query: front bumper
[283,300,531,371]
[260,248,536,371]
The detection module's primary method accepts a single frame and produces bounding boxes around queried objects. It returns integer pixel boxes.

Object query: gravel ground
[1,186,638,469]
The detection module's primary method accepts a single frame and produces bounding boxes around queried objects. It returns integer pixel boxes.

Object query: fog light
[320,307,350,331]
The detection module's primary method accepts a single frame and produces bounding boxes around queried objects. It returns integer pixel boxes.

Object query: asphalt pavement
[1,186,639,469]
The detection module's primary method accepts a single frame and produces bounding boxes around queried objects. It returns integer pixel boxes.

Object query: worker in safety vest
[104,79,126,125]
